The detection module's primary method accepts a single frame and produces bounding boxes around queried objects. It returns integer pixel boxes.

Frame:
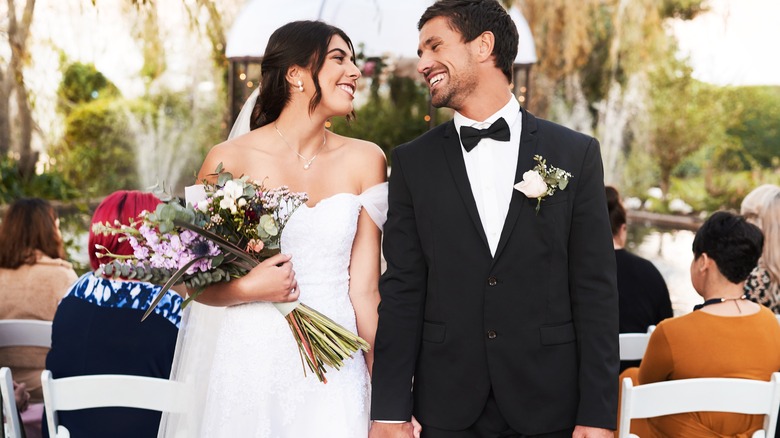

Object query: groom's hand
[369,421,415,438]
[572,425,614,438]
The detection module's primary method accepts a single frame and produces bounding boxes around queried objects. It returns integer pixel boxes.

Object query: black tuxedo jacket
[371,109,619,434]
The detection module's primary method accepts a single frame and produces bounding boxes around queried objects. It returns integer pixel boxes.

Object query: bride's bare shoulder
[332,134,387,188]
[198,129,274,181]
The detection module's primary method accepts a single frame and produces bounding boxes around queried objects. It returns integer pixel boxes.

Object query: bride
[158,20,387,437]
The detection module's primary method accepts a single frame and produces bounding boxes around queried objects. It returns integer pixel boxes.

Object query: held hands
[13,380,30,413]
[368,417,422,438]
[242,253,299,303]
[572,425,614,438]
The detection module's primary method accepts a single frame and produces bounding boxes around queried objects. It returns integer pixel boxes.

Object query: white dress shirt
[453,95,522,256]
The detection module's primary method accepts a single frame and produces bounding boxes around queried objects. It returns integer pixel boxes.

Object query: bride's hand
[242,253,299,303]
[411,416,422,438]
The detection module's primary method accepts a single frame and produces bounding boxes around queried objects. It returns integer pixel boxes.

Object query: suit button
[487,330,497,339]
[488,276,497,286]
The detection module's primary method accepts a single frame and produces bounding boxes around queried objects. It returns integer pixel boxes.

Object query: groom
[370,1,619,437]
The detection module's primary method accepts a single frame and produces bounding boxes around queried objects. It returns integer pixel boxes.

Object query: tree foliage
[647,55,728,196]
[49,98,140,195]
[57,62,121,116]
[722,86,780,169]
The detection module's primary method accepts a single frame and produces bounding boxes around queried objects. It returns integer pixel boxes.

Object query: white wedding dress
[158,89,388,437]
[159,184,387,438]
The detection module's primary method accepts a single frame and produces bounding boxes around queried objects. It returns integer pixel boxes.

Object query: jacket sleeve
[569,138,620,429]
[370,147,428,421]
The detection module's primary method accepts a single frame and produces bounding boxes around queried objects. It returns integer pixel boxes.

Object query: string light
[424,115,431,122]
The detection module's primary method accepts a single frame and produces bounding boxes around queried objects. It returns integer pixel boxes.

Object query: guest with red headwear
[44,191,183,438]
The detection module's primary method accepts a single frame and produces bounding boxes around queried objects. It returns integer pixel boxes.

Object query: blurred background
[0,0,778,313]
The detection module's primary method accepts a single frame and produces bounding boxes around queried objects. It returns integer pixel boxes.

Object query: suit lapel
[492,109,539,263]
[441,121,491,254]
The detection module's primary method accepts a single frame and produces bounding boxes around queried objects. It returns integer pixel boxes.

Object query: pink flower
[246,239,264,253]
[514,170,548,198]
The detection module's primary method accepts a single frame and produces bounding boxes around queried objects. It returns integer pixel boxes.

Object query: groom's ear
[474,31,495,63]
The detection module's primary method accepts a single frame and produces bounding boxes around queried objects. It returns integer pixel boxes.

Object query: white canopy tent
[226,0,537,64]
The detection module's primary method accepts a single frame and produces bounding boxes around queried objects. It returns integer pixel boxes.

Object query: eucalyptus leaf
[259,215,279,236]
[217,171,233,186]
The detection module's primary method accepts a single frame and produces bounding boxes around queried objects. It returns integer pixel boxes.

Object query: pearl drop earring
[297,80,304,92]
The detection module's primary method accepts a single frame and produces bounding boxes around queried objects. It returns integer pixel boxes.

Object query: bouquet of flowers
[92,164,369,383]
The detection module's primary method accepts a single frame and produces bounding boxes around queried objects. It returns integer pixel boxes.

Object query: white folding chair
[1,368,21,438]
[618,325,656,361]
[41,370,192,438]
[618,372,780,438]
[0,320,52,438]
[0,320,52,349]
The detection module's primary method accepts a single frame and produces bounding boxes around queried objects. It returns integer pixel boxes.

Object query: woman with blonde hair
[741,184,780,313]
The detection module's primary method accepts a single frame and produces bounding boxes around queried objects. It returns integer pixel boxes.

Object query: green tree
[50,98,140,195]
[57,62,121,116]
[647,56,727,196]
[723,86,780,169]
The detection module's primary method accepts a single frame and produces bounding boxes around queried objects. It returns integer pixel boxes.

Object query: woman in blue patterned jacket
[44,190,183,437]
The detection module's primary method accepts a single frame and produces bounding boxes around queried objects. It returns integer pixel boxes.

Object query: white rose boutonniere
[514,154,573,214]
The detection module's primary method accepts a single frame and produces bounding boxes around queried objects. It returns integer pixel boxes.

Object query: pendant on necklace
[303,163,311,170]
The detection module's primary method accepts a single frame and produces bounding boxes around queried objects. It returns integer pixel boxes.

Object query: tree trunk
[659,167,671,200]
[0,68,10,157]
[6,0,38,178]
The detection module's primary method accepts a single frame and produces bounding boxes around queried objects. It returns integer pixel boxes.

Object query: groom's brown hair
[418,0,519,83]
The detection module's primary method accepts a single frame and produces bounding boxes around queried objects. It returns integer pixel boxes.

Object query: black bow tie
[459,117,510,152]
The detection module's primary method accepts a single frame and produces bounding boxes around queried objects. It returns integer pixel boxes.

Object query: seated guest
[606,186,672,371]
[619,211,780,437]
[741,184,780,313]
[0,198,78,438]
[44,191,183,438]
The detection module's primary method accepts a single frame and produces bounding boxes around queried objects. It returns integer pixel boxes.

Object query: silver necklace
[274,123,326,170]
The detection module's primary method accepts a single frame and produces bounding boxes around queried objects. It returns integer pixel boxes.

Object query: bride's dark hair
[250,20,356,130]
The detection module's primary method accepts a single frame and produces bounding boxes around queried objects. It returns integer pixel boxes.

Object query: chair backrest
[0,320,52,348]
[618,372,780,438]
[0,368,22,438]
[41,370,192,438]
[0,320,52,438]
[618,325,655,361]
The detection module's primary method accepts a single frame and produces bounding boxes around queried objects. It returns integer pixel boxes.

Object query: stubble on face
[419,16,481,112]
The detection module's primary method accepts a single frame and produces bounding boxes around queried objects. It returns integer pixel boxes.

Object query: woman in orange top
[620,211,780,437]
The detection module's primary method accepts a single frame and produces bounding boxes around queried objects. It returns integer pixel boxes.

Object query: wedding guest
[44,191,183,438]
[0,198,78,438]
[606,186,672,371]
[618,211,780,437]
[741,184,780,313]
